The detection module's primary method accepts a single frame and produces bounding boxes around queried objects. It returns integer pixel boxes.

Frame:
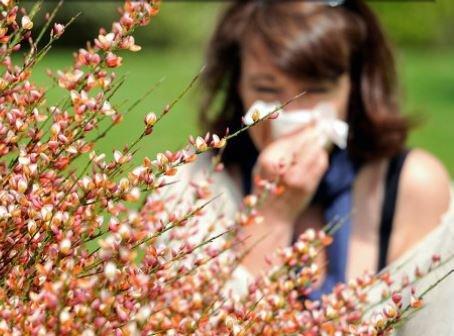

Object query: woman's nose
[283,99,316,112]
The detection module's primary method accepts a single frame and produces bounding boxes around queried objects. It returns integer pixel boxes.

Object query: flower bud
[259,310,273,323]
[127,187,140,202]
[114,150,123,164]
[135,305,151,323]
[294,241,307,254]
[59,239,71,255]
[41,205,53,221]
[96,32,115,50]
[211,134,226,149]
[27,219,37,235]
[326,305,337,319]
[0,78,7,91]
[383,304,398,319]
[304,228,316,241]
[51,23,65,38]
[0,206,8,219]
[21,16,33,30]
[195,136,208,152]
[144,112,157,127]
[391,292,402,305]
[17,177,27,193]
[118,177,130,192]
[51,123,61,136]
[82,329,95,336]
[118,224,131,240]
[105,52,122,68]
[410,296,423,309]
[251,109,260,123]
[243,195,258,208]
[104,262,117,281]
[156,152,168,166]
[373,312,386,329]
[101,101,115,116]
[59,308,70,323]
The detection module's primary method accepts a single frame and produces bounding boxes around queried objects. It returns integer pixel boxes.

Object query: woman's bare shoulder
[389,148,452,261]
[398,148,451,213]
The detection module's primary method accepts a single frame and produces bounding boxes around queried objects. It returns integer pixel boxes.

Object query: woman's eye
[304,86,330,94]
[252,86,282,94]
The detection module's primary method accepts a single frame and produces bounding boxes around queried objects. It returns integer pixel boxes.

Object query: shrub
[0,1,447,335]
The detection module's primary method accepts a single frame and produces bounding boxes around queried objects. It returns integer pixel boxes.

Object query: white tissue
[272,102,349,149]
[244,100,349,149]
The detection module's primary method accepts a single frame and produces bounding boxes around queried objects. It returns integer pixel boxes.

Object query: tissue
[244,100,349,149]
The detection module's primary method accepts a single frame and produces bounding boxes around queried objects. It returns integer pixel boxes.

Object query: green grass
[398,47,454,175]
[31,47,205,166]
[30,46,454,175]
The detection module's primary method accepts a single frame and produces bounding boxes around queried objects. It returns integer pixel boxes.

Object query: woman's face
[238,37,351,151]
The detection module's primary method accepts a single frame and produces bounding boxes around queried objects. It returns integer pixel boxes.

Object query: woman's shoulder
[360,147,451,212]
[396,148,451,219]
[400,148,450,192]
[389,148,452,260]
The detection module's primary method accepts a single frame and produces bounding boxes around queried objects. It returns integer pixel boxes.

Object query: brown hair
[199,0,413,168]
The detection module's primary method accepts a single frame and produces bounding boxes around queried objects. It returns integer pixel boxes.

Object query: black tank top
[377,148,411,271]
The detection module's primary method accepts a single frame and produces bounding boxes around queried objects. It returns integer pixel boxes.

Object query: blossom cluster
[0,1,444,335]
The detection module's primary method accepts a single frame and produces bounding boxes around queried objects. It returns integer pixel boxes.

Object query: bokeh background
[30,1,454,175]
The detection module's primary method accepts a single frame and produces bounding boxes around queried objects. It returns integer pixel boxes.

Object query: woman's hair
[199,0,415,168]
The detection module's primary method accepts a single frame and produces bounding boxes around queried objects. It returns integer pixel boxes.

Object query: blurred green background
[30,1,454,175]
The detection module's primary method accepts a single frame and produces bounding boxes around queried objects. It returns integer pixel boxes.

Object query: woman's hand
[252,123,329,224]
[239,123,329,277]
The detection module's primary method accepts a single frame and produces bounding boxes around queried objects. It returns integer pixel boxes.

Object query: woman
[190,0,452,296]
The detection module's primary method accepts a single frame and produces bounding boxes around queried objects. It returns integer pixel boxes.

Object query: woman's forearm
[238,214,294,278]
